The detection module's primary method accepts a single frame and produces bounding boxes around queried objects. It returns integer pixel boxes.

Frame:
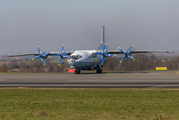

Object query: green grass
[0,88,179,120]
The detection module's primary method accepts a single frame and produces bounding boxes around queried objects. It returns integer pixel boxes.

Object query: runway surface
[0,71,179,88]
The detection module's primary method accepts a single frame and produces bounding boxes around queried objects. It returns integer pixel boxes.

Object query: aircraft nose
[68,58,76,66]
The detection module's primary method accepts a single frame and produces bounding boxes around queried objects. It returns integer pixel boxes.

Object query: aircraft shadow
[81,71,150,74]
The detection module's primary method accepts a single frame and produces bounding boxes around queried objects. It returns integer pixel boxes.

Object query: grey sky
[0,0,179,55]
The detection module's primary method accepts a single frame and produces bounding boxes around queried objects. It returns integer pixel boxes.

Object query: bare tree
[0,64,8,72]
[48,64,56,72]
[8,59,20,69]
[19,63,30,72]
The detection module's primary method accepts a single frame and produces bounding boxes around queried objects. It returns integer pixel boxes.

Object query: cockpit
[69,54,82,60]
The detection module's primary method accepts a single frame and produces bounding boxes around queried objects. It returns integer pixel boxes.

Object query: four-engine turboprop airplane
[9,26,174,74]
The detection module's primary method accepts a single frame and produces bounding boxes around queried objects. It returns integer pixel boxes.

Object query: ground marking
[107,73,122,76]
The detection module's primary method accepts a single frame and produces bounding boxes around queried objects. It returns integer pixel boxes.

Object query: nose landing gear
[75,69,81,74]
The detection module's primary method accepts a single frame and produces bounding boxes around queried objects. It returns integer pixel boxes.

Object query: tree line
[103,54,179,71]
[0,54,179,72]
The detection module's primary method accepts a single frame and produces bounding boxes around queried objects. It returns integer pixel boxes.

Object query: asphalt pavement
[0,71,179,88]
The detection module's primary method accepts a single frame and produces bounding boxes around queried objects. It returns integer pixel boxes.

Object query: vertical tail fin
[101,26,105,43]
[97,26,108,50]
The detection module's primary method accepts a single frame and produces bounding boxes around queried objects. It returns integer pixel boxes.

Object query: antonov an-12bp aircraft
[9,26,174,74]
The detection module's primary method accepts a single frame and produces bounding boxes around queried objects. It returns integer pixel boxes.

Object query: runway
[0,71,179,88]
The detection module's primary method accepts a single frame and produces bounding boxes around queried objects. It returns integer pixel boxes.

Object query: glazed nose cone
[68,58,76,66]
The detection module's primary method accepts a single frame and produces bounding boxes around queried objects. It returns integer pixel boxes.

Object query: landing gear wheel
[96,69,102,73]
[75,69,81,74]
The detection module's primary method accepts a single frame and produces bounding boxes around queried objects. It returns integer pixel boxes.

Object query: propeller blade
[106,54,113,57]
[43,52,50,56]
[58,45,66,66]
[117,45,135,63]
[127,45,133,53]
[37,46,42,54]
[32,56,40,61]
[103,44,107,53]
[61,45,65,53]
[31,46,49,66]
[41,58,46,66]
[117,47,125,54]
[128,55,135,61]
[120,56,126,63]
[49,45,68,66]
[101,56,104,65]
[58,57,62,66]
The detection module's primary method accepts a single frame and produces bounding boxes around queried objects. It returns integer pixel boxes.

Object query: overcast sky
[0,0,179,55]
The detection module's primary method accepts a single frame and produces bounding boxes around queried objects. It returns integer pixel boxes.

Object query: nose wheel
[75,69,81,74]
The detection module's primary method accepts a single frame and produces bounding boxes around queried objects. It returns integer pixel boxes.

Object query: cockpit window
[69,54,82,59]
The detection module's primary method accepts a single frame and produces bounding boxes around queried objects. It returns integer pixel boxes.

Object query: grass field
[0,88,179,120]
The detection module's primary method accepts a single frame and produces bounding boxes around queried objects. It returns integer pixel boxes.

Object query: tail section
[101,26,105,43]
[97,26,108,50]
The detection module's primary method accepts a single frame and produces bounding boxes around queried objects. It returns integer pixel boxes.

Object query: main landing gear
[75,69,81,74]
[96,69,102,73]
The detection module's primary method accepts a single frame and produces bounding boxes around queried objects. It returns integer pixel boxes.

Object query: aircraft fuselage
[67,50,108,70]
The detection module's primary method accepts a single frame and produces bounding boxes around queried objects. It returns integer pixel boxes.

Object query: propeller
[117,45,135,63]
[50,45,69,66]
[94,43,113,66]
[32,46,50,66]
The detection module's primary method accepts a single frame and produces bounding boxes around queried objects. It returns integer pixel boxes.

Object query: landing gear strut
[75,69,81,74]
[96,69,102,73]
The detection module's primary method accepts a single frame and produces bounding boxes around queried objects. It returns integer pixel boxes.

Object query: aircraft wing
[8,51,74,57]
[107,50,174,54]
[8,53,40,57]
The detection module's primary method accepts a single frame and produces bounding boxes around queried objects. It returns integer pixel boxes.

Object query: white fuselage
[67,50,108,70]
